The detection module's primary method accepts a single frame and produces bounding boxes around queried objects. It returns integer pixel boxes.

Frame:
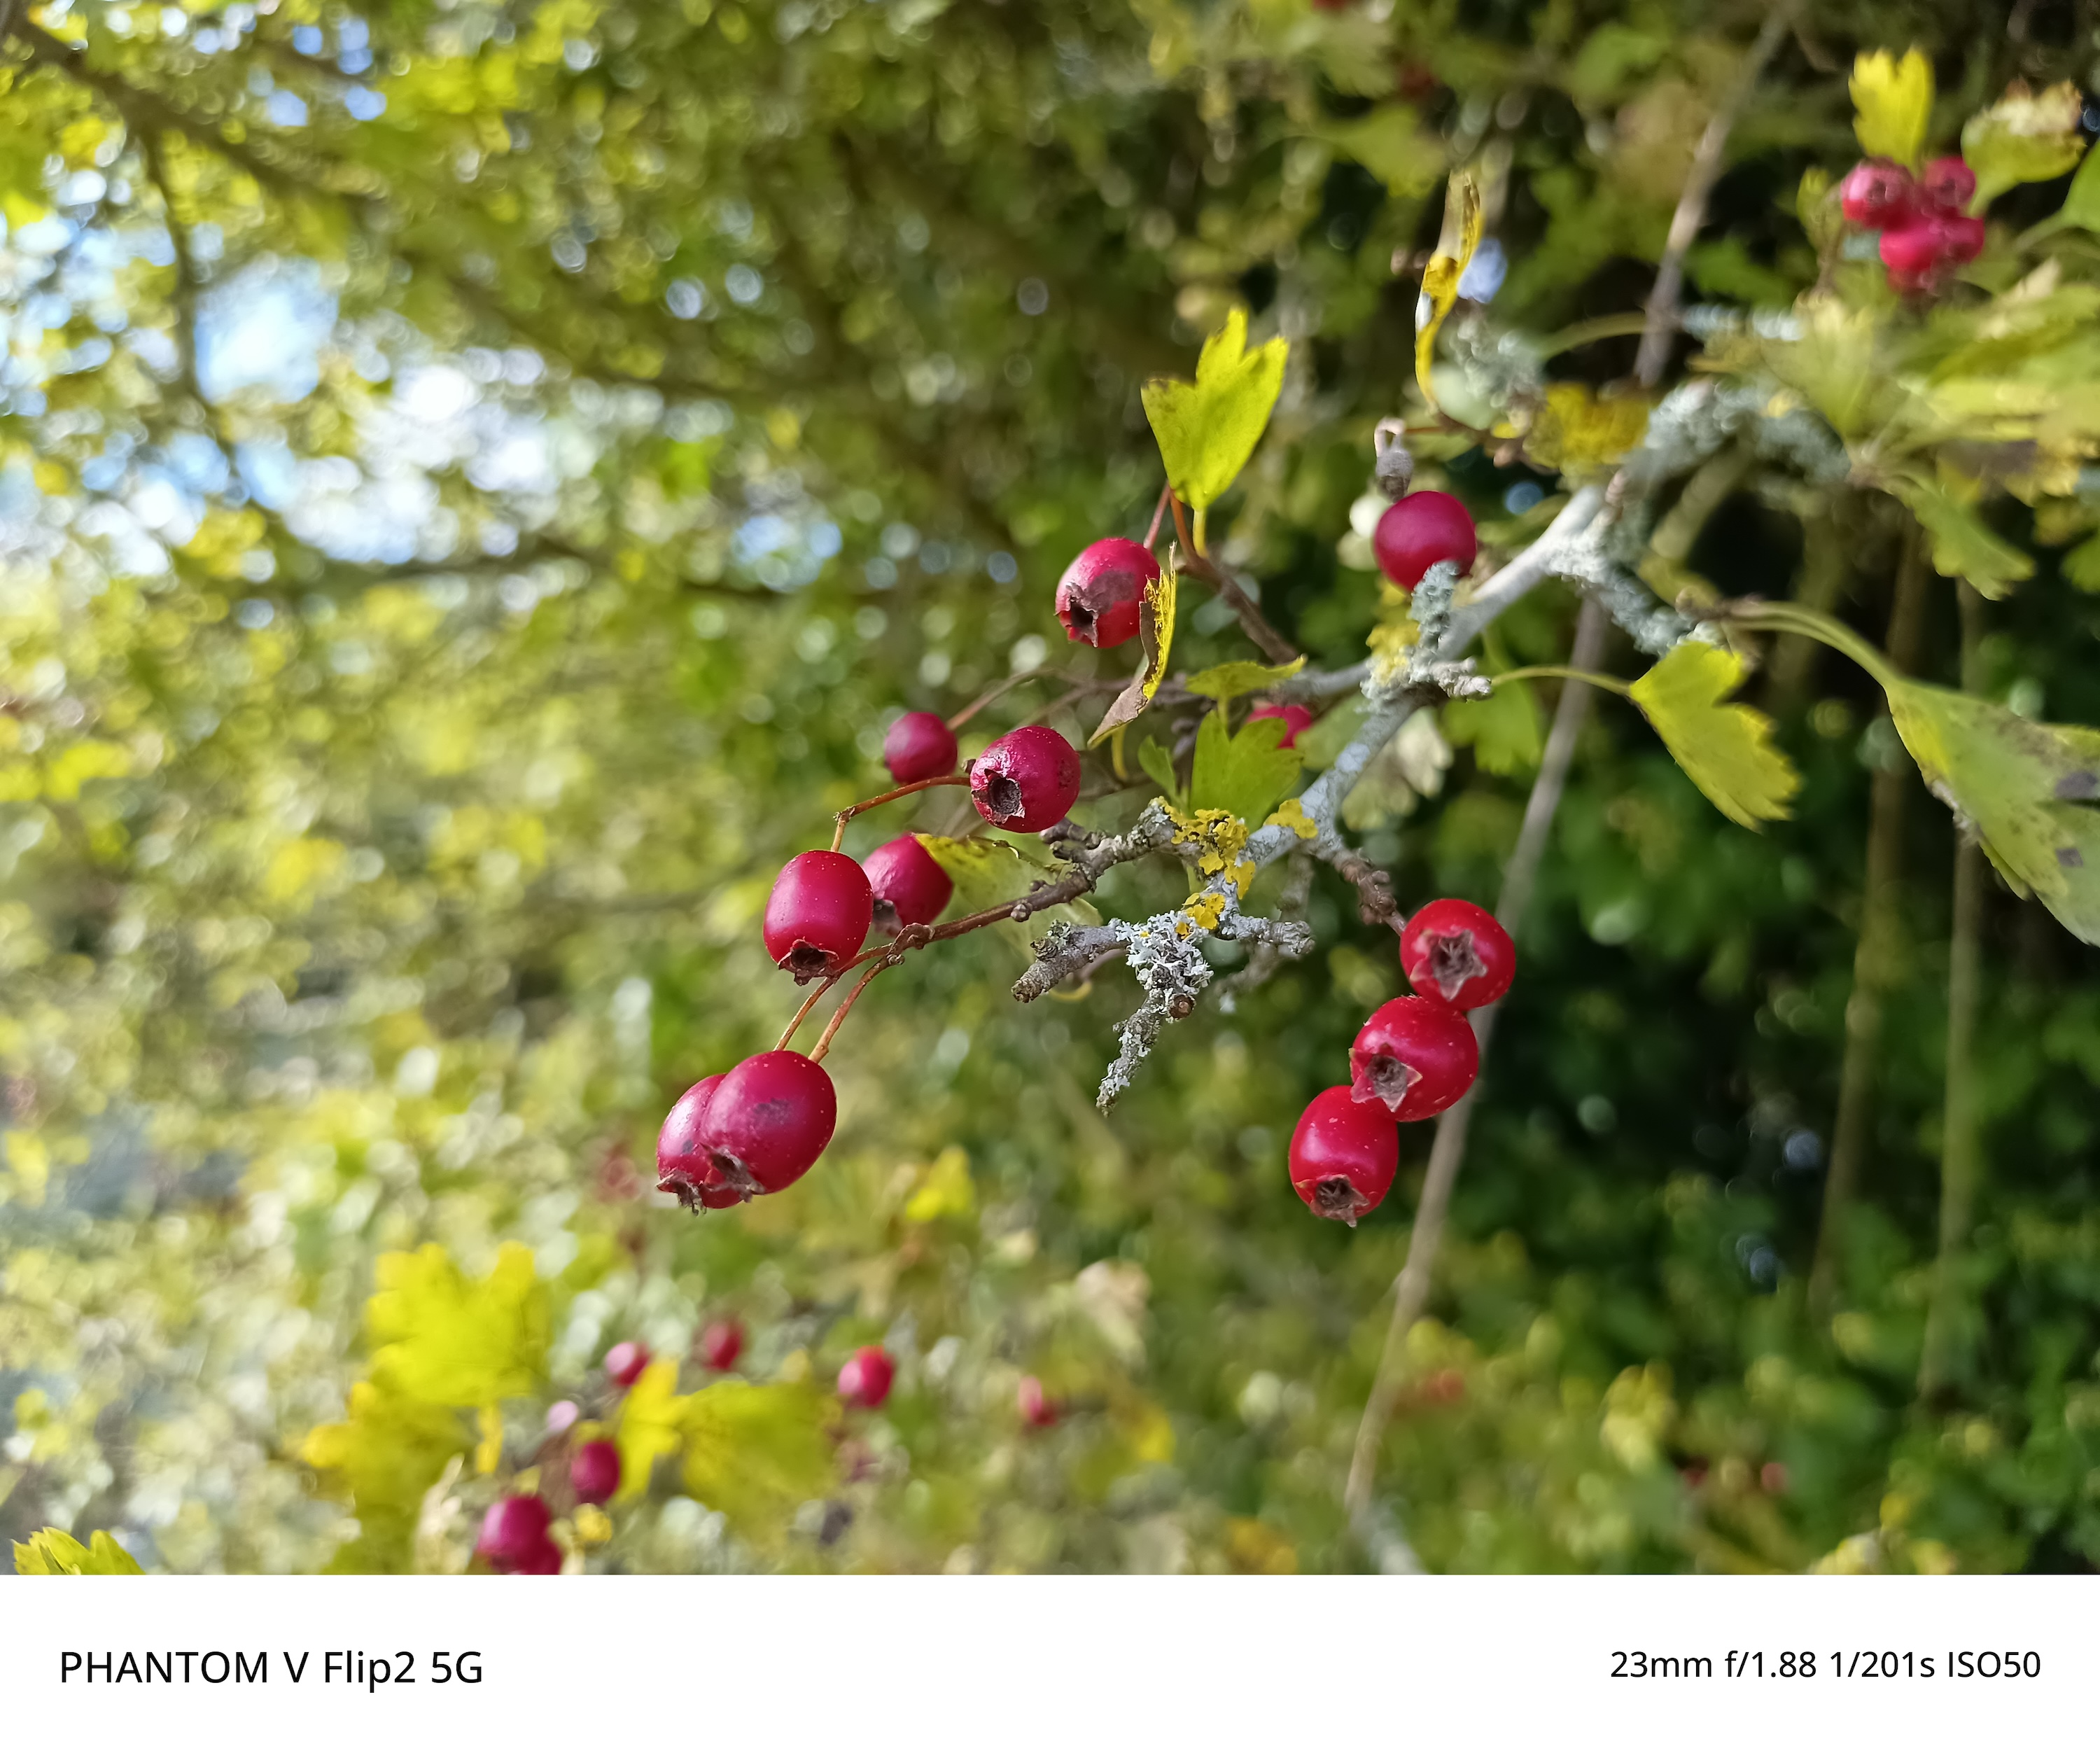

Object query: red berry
[1399,897,1515,1010]
[1247,702,1315,750]
[570,1438,621,1505]
[837,1344,895,1409]
[604,1341,651,1388]
[1880,212,1985,291]
[1017,1375,1057,1427]
[478,1494,550,1565]
[969,724,1082,832]
[764,850,872,982]
[862,832,953,929]
[512,1538,564,1575]
[1350,996,1478,1122]
[1288,1086,1399,1224]
[656,1074,723,1206]
[1920,155,1976,215]
[689,1051,836,1199]
[699,1318,745,1372]
[1055,537,1158,650]
[883,711,958,785]
[1372,491,1476,593]
[1838,159,1917,228]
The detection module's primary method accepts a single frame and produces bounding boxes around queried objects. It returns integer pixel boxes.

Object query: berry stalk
[829,774,968,851]
[774,971,843,1052]
[807,956,894,1063]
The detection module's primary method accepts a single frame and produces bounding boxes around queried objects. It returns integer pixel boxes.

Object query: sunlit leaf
[1961,81,2086,209]
[2059,138,2100,234]
[919,832,1100,956]
[1136,734,1183,807]
[682,1382,836,1541]
[1628,641,1799,828]
[1522,383,1651,474]
[13,1528,144,1574]
[1140,309,1288,512]
[1443,679,1543,776]
[1849,48,1933,168]
[1189,708,1303,830]
[903,1146,976,1223]
[615,1357,690,1499]
[1414,171,1483,416]
[365,1242,550,1409]
[1891,478,2035,599]
[1090,552,1177,746]
[1182,655,1306,704]
[1314,106,1446,197]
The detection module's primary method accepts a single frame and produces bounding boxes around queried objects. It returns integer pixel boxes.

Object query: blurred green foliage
[2,0,2099,1577]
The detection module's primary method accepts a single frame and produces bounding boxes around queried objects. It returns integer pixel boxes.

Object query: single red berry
[695,1049,836,1199]
[837,1344,895,1409]
[862,832,953,930]
[969,724,1082,832]
[1247,703,1315,750]
[1838,158,1917,228]
[1288,1086,1399,1224]
[1399,897,1516,1010]
[883,710,958,785]
[1055,537,1158,649]
[763,850,872,982]
[570,1438,622,1506]
[604,1341,651,1388]
[1349,996,1478,1122]
[656,1073,723,1207]
[1919,155,1976,215]
[512,1538,564,1575]
[1937,213,1986,263]
[699,1318,745,1372]
[1017,1375,1057,1427]
[1372,490,1477,593]
[477,1493,550,1565]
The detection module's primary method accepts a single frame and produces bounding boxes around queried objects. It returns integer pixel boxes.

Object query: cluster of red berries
[1838,155,1983,295]
[1286,898,1514,1224]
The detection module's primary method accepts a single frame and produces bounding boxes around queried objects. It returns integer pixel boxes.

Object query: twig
[1168,496,1299,664]
[775,974,843,1052]
[831,774,967,851]
[1143,482,1172,550]
[808,959,892,1063]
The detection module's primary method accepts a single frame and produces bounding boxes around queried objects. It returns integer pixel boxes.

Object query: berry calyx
[656,1073,722,1207]
[1055,537,1158,649]
[1838,158,1917,229]
[968,724,1082,832]
[837,1344,895,1409]
[604,1341,651,1388]
[570,1438,621,1506]
[1247,702,1314,750]
[1372,490,1477,593]
[862,832,953,931]
[1288,1087,1399,1224]
[478,1494,551,1567]
[1349,996,1478,1122]
[763,850,873,982]
[1919,155,1976,215]
[1017,1375,1057,1427]
[699,1318,745,1372]
[687,1050,836,1200]
[1399,897,1516,1011]
[883,711,959,785]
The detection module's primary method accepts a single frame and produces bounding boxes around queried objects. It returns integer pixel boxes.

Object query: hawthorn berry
[1287,1086,1399,1224]
[692,1049,837,1198]
[512,1539,564,1575]
[699,1318,746,1372]
[1247,702,1314,750]
[1056,537,1158,650]
[1399,897,1515,1011]
[1919,155,1976,215]
[1372,490,1477,593]
[1837,159,1916,229]
[862,832,953,930]
[1879,212,1984,292]
[1017,1375,1057,1427]
[969,724,1082,832]
[570,1438,622,1506]
[837,1344,895,1409]
[883,710,958,785]
[478,1494,551,1567]
[656,1073,723,1206]
[1349,996,1478,1122]
[764,850,873,982]
[604,1341,651,1388]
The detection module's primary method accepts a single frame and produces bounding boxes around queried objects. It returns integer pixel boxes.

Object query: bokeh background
[4,0,2099,1574]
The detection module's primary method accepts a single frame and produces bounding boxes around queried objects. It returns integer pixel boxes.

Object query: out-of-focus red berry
[570,1438,621,1506]
[883,711,959,785]
[837,1344,895,1409]
[1919,155,1976,214]
[699,1318,746,1372]
[604,1341,650,1388]
[1372,491,1477,592]
[1247,703,1315,750]
[1838,159,1917,229]
[1018,1376,1058,1427]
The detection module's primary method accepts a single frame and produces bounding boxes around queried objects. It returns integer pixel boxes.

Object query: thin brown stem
[1168,497,1299,665]
[946,669,1111,732]
[808,958,892,1063]
[832,774,968,850]
[774,975,842,1052]
[1143,482,1172,550]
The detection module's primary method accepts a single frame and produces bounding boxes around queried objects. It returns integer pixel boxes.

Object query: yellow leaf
[903,1146,976,1223]
[1414,171,1483,416]
[13,1528,143,1575]
[1523,383,1652,474]
[1140,309,1288,512]
[615,1357,689,1498]
[366,1243,550,1408]
[1089,550,1177,746]
[1962,81,2087,208]
[1849,48,1933,168]
[1182,655,1306,704]
[1628,641,1800,828]
[475,1404,504,1476]
[681,1381,836,1540]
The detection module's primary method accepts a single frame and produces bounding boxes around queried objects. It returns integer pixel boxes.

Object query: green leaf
[13,1528,144,1574]
[365,1242,550,1408]
[1189,708,1305,829]
[2063,532,2100,592]
[1136,734,1183,806]
[1140,309,1288,512]
[1891,479,2035,599]
[1182,655,1306,706]
[682,1381,836,1542]
[1961,82,2087,209]
[1312,106,1445,197]
[1886,680,2100,942]
[919,832,1100,958]
[1850,48,1933,167]
[2059,137,2100,233]
[1628,641,1800,829]
[1294,694,1368,769]
[1444,680,1543,775]
[1089,552,1177,746]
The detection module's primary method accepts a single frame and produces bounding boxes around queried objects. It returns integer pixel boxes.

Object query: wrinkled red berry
[1288,1086,1399,1224]
[699,1318,745,1372]
[1018,1375,1057,1427]
[1373,491,1477,593]
[1350,996,1478,1122]
[862,832,953,930]
[693,1050,836,1199]
[478,1493,551,1565]
[1838,159,1917,229]
[570,1438,621,1506]
[764,850,872,982]
[1247,703,1315,750]
[969,724,1082,832]
[838,1345,895,1409]
[1056,537,1158,649]
[1919,155,1976,215]
[604,1341,651,1388]
[883,711,958,785]
[1399,898,1516,1011]
[656,1074,723,1206]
